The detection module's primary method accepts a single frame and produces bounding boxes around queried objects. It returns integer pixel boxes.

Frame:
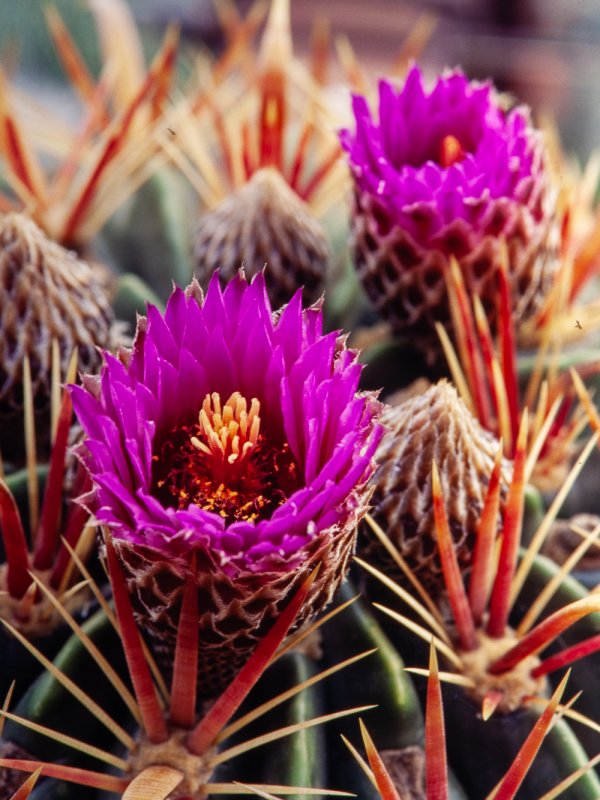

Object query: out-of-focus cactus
[0,213,114,462]
[0,2,177,252]
[0,356,96,703]
[165,0,346,307]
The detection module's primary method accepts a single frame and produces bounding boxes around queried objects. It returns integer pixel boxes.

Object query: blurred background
[1,0,599,159]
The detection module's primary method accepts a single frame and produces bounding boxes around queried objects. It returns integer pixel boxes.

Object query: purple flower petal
[342,65,547,249]
[71,274,382,579]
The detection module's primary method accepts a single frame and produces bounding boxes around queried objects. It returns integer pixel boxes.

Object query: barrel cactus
[2,273,600,799]
[0,214,114,462]
[0,1,183,343]
[70,273,382,693]
[358,410,600,798]
[535,120,600,343]
[0,769,43,799]
[344,642,581,800]
[0,370,97,704]
[0,1,177,252]
[1,3,600,799]
[177,0,345,306]
[437,254,589,492]
[341,65,560,360]
[194,167,330,308]
[361,379,510,597]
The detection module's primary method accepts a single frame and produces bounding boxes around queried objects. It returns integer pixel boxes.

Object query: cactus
[2,3,600,799]
[533,120,600,345]
[341,642,595,800]
[0,768,43,800]
[0,545,380,797]
[0,1,182,337]
[341,65,560,361]
[0,1,177,252]
[362,380,510,599]
[437,254,590,491]
[0,349,99,704]
[69,274,382,693]
[0,214,115,463]
[167,0,346,306]
[357,424,600,797]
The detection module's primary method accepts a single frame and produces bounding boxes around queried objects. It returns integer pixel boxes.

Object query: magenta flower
[71,273,382,689]
[341,65,559,356]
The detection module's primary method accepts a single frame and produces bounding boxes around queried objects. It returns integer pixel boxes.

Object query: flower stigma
[152,392,299,522]
[438,134,465,167]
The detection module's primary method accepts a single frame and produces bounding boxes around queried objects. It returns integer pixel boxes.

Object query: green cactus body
[5,542,600,800]
[367,547,600,799]
[102,169,194,304]
[512,553,600,766]
[0,464,96,705]
[322,581,424,799]
[2,583,432,799]
[5,610,128,800]
[216,651,328,797]
[443,687,597,799]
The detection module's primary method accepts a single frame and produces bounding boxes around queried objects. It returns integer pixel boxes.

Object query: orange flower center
[190,392,262,481]
[152,392,299,523]
[439,134,465,168]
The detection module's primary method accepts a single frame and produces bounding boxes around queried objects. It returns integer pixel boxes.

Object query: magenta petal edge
[71,273,383,579]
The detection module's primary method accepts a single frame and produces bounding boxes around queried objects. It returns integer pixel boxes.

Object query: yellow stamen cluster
[153,390,298,522]
[191,392,261,468]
